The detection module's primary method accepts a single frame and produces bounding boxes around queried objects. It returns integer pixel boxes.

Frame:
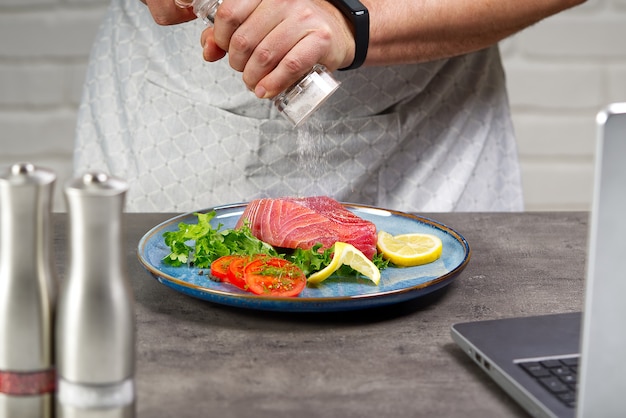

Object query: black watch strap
[327,0,369,70]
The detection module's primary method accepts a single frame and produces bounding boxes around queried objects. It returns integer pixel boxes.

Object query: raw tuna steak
[235,196,378,259]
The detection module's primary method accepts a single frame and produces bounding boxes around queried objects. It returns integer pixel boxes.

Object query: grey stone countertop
[52,211,588,418]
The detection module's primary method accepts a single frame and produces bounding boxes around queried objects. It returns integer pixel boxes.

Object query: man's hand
[200,0,355,99]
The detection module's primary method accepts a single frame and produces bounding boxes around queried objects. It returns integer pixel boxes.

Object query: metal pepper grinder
[56,172,135,418]
[0,163,57,418]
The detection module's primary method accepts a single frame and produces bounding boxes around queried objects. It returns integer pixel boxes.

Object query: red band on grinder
[0,369,56,396]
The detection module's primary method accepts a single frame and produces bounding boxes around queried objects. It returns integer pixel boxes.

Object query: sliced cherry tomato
[226,256,249,290]
[210,255,241,281]
[243,257,306,297]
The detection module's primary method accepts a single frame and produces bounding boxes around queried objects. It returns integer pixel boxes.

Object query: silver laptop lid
[577,103,626,417]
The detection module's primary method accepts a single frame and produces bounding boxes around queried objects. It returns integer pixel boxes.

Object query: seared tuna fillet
[235,196,378,259]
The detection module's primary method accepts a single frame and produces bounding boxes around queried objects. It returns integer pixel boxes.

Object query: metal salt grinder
[0,163,57,418]
[56,172,135,418]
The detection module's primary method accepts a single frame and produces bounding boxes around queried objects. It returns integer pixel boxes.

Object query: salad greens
[162,211,388,277]
[163,212,275,268]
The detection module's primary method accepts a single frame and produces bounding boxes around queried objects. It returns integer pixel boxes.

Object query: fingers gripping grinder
[175,0,341,126]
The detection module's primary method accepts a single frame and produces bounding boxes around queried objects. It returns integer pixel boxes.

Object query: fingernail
[255,85,267,99]
[202,42,210,61]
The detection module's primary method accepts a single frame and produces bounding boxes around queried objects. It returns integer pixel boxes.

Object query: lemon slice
[377,231,443,267]
[307,242,381,285]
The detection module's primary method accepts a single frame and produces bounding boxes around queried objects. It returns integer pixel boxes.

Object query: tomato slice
[224,256,252,290]
[243,257,306,297]
[210,255,241,281]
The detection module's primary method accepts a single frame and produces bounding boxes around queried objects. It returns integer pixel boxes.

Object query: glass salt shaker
[0,163,56,418]
[56,172,135,418]
[176,0,341,126]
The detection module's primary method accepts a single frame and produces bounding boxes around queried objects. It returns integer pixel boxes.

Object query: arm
[365,0,587,65]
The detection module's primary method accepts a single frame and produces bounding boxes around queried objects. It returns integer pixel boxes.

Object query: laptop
[451,103,626,418]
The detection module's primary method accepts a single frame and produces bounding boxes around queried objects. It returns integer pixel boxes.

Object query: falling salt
[295,120,345,197]
[296,121,324,174]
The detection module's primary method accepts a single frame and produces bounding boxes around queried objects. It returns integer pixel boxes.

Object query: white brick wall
[0,0,108,211]
[502,0,626,210]
[1,0,624,211]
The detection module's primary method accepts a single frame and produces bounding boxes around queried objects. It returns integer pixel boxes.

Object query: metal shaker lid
[64,172,128,197]
[0,162,56,187]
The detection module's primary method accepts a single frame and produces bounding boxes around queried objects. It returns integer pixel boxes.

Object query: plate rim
[137,202,471,308]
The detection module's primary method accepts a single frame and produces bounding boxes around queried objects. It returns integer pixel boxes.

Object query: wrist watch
[326,0,369,70]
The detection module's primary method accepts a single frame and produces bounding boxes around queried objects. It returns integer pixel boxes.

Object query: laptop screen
[577,102,626,417]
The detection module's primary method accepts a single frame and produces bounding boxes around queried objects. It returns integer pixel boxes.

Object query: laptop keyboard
[518,356,579,408]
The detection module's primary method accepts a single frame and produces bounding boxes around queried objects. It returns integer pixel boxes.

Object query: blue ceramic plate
[137,203,470,312]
